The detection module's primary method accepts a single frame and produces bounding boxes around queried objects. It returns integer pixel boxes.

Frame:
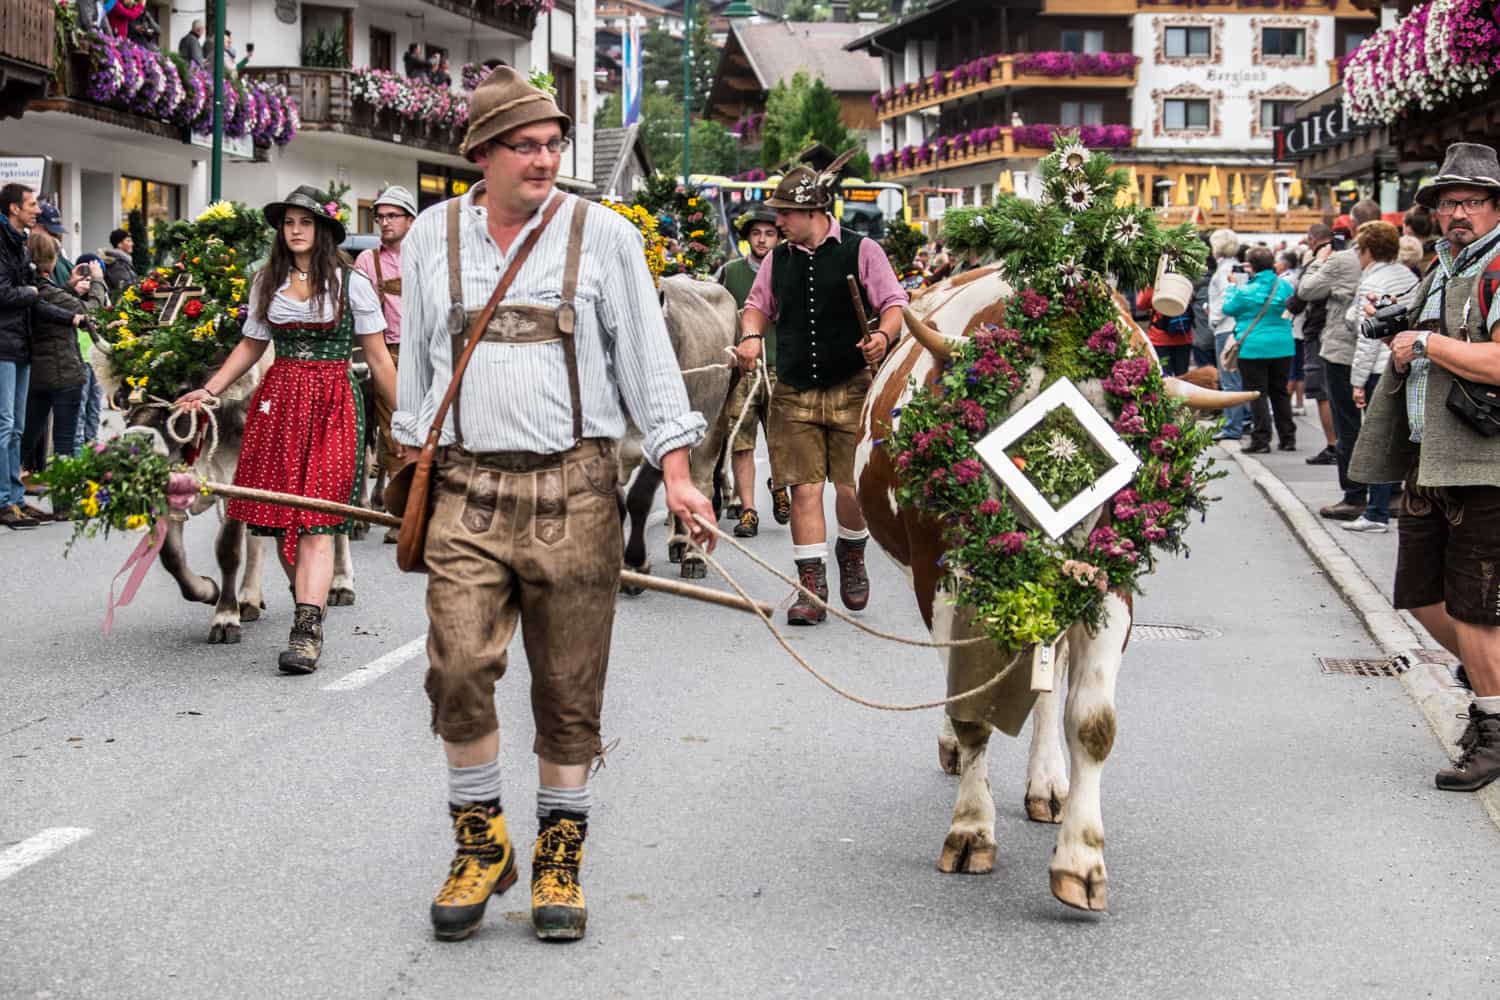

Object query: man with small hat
[354,184,417,539]
[1351,141,1500,793]
[735,153,908,625]
[392,65,713,943]
[717,202,789,535]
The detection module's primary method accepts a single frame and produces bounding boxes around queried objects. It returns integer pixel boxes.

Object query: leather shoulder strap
[371,247,388,313]
[421,192,568,451]
[446,196,462,310]
[558,196,588,334]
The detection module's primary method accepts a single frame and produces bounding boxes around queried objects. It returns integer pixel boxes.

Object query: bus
[689,175,910,259]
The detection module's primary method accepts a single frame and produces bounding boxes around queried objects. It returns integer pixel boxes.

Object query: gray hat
[373,185,417,218]
[734,203,778,239]
[263,184,347,244]
[1414,143,1500,208]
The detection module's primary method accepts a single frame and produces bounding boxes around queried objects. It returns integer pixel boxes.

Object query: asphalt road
[2,451,1497,1000]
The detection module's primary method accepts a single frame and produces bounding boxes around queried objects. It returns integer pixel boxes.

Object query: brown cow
[854,267,1253,911]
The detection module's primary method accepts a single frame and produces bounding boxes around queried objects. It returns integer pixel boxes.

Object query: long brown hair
[254,213,342,324]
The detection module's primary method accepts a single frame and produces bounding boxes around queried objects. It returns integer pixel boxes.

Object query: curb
[1222,445,1500,831]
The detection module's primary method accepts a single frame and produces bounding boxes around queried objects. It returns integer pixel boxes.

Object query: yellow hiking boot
[531,813,588,941]
[430,803,517,941]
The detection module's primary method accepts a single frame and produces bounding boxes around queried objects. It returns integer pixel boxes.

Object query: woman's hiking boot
[277,603,324,674]
[431,803,517,941]
[787,558,828,626]
[531,811,588,941]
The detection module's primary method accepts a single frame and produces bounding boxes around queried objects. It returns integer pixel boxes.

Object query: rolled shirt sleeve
[744,252,779,322]
[598,221,706,467]
[857,237,909,314]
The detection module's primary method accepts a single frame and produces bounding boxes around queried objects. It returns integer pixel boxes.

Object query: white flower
[1058,257,1084,287]
[1111,216,1143,244]
[1056,141,1089,172]
[1046,433,1080,462]
[1063,180,1093,212]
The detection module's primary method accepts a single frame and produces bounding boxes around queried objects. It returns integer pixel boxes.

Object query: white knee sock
[1474,695,1500,714]
[792,543,827,560]
[836,524,869,542]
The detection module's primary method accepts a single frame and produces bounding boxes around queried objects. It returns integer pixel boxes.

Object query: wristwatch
[1411,332,1430,358]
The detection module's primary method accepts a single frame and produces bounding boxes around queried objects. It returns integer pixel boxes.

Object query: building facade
[0,0,594,263]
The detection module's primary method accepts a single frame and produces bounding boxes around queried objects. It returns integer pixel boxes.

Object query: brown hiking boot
[733,508,760,538]
[277,603,323,674]
[835,537,870,611]
[1436,707,1500,792]
[769,479,791,525]
[531,812,588,941]
[0,504,38,530]
[431,803,518,941]
[787,558,828,626]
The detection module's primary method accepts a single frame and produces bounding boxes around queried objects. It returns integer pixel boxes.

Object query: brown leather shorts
[422,439,622,763]
[767,371,872,488]
[1393,467,1500,626]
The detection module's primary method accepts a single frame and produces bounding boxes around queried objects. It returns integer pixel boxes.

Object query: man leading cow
[735,155,907,625]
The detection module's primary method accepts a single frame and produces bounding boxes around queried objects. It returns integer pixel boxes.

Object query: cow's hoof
[667,540,685,564]
[208,623,241,645]
[1024,784,1066,824]
[327,588,356,607]
[936,829,995,874]
[1050,869,1107,912]
[238,601,263,623]
[938,737,960,775]
[679,558,706,580]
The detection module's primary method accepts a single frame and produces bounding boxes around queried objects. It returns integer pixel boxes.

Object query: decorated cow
[855,138,1255,911]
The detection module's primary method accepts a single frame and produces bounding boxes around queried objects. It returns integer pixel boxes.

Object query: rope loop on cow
[720,357,766,458]
[687,518,1021,711]
[677,345,740,376]
[141,394,222,470]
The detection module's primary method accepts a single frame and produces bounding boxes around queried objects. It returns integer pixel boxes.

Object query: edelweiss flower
[1057,141,1089,172]
[1063,180,1093,212]
[1058,257,1084,287]
[1111,216,1143,244]
[1046,434,1080,462]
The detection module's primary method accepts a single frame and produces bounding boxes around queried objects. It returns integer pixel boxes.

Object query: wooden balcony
[876,55,1136,124]
[875,127,1138,182]
[243,68,465,158]
[418,0,541,40]
[0,0,53,119]
[1155,206,1328,233]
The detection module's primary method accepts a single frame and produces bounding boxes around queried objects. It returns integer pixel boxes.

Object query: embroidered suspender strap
[440,192,566,451]
[558,196,589,447]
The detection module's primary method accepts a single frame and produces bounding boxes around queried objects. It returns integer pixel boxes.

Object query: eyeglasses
[374,212,408,224]
[492,137,570,158]
[1435,196,1496,215]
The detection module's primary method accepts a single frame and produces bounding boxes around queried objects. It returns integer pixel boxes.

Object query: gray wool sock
[448,759,503,807]
[537,784,592,821]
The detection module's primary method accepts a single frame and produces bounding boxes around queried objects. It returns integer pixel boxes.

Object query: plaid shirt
[1407,231,1500,442]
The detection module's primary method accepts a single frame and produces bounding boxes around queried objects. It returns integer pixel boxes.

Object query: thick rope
[720,357,765,462]
[677,345,740,376]
[690,513,991,649]
[141,395,222,470]
[687,527,1023,711]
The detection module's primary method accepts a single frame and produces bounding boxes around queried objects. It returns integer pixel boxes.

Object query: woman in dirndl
[176,186,396,674]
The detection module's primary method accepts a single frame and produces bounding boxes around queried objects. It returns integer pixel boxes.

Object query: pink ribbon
[102,517,169,636]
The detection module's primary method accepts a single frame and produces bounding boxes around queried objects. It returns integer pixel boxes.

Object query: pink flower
[1113,402,1146,435]
[952,459,983,485]
[998,532,1027,555]
[978,499,1001,516]
[1102,357,1152,397]
[1018,288,1051,320]
[895,450,913,470]
[956,399,988,434]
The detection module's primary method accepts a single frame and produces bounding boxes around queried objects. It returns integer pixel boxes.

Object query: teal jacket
[1223,269,1295,360]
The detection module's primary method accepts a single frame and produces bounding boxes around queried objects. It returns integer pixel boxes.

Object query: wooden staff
[848,274,881,373]
[199,482,775,617]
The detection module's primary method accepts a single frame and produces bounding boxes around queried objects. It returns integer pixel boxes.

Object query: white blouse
[241,269,386,341]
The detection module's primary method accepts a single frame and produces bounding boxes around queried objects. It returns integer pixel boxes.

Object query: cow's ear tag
[1030,641,1055,693]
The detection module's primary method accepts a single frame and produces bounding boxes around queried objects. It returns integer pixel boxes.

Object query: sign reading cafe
[1274,99,1369,162]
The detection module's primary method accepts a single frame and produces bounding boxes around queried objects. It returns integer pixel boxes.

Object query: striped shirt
[392,186,705,465]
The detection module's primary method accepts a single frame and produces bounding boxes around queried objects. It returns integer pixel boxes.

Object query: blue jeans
[1360,374,1395,523]
[0,360,30,506]
[25,383,84,460]
[77,365,102,445]
[1213,330,1249,438]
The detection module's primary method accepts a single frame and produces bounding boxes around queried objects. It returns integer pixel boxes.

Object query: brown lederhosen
[371,249,404,475]
[422,195,623,762]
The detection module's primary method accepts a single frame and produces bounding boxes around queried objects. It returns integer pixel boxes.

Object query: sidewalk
[1220,409,1500,829]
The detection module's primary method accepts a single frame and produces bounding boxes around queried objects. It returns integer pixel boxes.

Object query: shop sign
[0,156,49,191]
[1275,100,1370,161]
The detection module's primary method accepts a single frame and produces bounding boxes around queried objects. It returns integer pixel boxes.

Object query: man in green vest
[735,152,907,625]
[1351,142,1500,793]
[718,203,788,537]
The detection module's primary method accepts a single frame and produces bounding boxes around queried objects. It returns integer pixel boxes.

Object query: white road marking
[0,827,93,883]
[321,635,428,692]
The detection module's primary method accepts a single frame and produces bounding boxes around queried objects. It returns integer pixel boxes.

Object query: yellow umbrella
[1288,174,1303,202]
[1115,166,1139,207]
[1260,173,1279,211]
[1173,172,1190,207]
[1196,173,1214,211]
[1231,172,1247,208]
[998,169,1013,194]
[1205,165,1224,202]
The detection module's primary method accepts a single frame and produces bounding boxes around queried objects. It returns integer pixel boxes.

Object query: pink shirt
[353,244,402,345]
[743,217,908,321]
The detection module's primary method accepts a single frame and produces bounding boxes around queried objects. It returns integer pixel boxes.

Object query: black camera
[1361,297,1409,340]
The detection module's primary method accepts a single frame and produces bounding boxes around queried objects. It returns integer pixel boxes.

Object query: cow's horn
[1162,377,1260,411]
[903,306,954,361]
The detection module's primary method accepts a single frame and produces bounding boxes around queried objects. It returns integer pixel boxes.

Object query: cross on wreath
[152,271,207,325]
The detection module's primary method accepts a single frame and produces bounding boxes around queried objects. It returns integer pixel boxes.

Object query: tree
[639,3,719,115]
[599,90,737,178]
[760,72,872,178]
[638,91,688,172]
[672,119,740,176]
[783,0,831,20]
[847,0,895,21]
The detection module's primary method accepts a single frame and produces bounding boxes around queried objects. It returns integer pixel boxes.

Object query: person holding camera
[1298,200,1385,519]
[1350,143,1500,793]
[1221,246,1296,453]
[1343,221,1419,533]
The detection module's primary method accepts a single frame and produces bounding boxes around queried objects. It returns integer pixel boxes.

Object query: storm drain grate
[1133,623,1212,642]
[1317,656,1409,678]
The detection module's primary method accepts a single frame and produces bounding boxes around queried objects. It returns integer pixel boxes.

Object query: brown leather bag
[387,193,568,573]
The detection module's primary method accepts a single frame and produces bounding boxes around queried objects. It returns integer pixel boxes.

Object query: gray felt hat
[1414,143,1500,208]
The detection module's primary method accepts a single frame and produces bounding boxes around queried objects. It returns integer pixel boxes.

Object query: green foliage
[300,28,349,69]
[783,0,832,20]
[760,73,872,177]
[640,5,719,115]
[633,175,724,276]
[529,69,557,97]
[939,135,1207,291]
[37,437,176,551]
[636,91,688,173]
[674,118,740,176]
[881,220,926,273]
[847,0,895,20]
